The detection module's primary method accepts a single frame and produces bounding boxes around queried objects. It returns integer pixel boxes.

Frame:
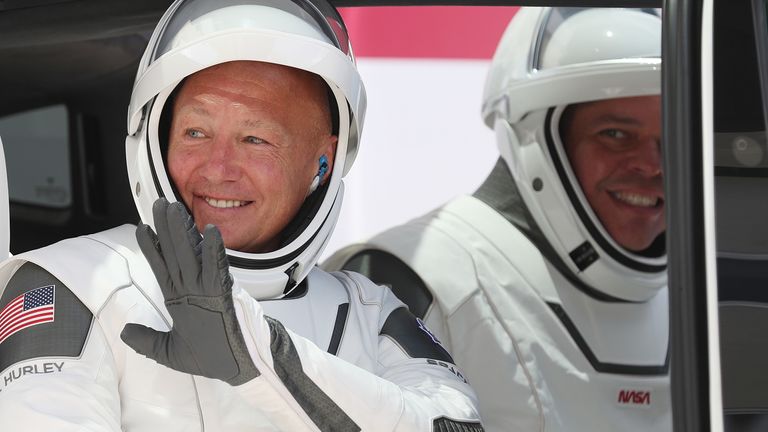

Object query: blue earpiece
[308,155,329,195]
[318,155,329,179]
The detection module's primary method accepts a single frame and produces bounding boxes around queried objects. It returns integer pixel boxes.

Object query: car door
[11,2,768,432]
[666,0,768,430]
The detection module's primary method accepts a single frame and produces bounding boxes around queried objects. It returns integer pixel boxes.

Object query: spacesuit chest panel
[259,268,351,356]
[372,196,671,431]
[546,265,669,370]
[439,198,672,431]
[438,197,669,371]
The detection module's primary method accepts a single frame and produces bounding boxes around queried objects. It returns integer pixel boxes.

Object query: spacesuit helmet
[125,0,366,299]
[482,7,665,302]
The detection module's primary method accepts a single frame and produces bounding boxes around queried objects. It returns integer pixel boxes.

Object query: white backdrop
[322,58,499,259]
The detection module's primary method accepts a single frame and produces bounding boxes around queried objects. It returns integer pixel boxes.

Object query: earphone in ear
[307,155,329,195]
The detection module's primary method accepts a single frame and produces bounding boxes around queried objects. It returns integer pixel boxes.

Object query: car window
[0,105,72,209]
[714,0,768,430]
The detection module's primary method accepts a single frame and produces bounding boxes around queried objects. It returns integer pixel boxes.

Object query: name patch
[1,361,64,392]
[427,359,467,383]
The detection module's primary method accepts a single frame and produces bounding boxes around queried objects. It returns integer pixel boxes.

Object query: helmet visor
[151,0,351,64]
[533,7,662,71]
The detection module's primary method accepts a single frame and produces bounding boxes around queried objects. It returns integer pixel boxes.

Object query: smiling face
[561,95,665,252]
[167,61,337,253]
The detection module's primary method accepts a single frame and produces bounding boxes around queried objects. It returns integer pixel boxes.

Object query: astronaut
[0,0,483,430]
[324,7,670,432]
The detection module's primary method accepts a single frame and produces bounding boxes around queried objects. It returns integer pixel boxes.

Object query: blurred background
[324,6,518,258]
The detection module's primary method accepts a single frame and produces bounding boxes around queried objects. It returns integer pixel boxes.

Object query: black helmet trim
[146,97,167,201]
[543,107,667,274]
[228,190,334,270]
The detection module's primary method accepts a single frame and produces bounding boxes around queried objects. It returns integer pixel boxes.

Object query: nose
[198,136,241,183]
[627,137,662,177]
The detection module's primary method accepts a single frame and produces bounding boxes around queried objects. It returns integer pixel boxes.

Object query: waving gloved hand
[121,198,260,386]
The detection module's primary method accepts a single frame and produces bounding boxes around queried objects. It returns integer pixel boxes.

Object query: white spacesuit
[324,7,671,432]
[0,0,482,430]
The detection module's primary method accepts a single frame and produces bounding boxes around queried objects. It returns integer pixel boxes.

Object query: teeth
[612,192,658,207]
[204,197,246,208]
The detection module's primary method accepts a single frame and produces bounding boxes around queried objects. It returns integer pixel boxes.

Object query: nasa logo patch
[616,388,652,408]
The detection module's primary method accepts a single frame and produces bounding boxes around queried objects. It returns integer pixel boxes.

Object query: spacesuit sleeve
[230,272,483,432]
[0,262,121,431]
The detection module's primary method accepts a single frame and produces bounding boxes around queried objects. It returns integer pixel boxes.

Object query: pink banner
[340,6,519,59]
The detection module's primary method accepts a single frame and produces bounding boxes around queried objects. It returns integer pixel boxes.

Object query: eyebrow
[178,105,212,117]
[593,114,644,126]
[180,106,271,128]
[242,118,287,137]
[242,118,266,129]
[177,104,286,136]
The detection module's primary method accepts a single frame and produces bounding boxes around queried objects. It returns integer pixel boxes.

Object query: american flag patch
[0,285,55,345]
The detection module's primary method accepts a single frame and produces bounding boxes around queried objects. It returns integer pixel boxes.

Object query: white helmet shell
[483,7,665,302]
[126,0,366,299]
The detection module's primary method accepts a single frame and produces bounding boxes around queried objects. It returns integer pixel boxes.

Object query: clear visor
[151,0,351,63]
[532,7,662,71]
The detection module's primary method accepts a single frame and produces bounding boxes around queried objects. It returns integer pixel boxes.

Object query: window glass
[714,1,768,430]
[0,105,72,208]
[714,0,768,174]
[754,0,768,137]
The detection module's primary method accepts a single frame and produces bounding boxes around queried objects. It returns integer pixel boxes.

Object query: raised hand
[120,198,259,386]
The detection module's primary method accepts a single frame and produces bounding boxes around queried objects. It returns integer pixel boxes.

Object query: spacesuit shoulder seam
[8,236,136,316]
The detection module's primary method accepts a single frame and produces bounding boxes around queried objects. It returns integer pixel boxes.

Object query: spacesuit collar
[473,158,631,303]
[473,158,535,235]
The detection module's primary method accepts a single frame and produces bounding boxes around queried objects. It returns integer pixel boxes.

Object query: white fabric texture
[0,224,481,431]
[352,195,671,432]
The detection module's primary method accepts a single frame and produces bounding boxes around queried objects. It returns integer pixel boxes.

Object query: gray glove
[121,198,260,386]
